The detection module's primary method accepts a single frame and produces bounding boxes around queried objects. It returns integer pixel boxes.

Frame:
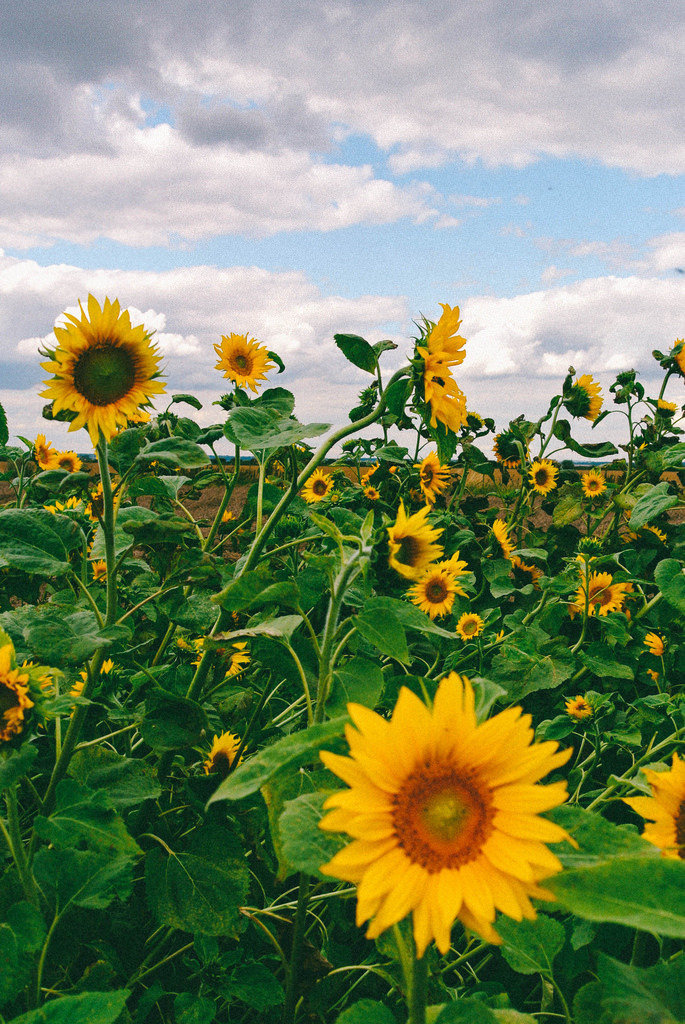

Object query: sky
[0,0,683,455]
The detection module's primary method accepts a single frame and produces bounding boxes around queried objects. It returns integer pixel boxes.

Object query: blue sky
[0,0,682,452]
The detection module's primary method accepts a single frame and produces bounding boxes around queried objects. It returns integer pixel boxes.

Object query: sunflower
[0,645,33,743]
[456,612,484,640]
[364,485,380,501]
[644,632,665,657]
[581,469,606,498]
[54,450,82,473]
[511,556,542,590]
[657,399,677,416]
[570,571,631,617]
[408,566,459,620]
[565,696,593,720]
[671,339,685,378]
[361,463,379,485]
[493,431,526,470]
[34,434,59,470]
[44,496,83,515]
[564,374,603,422]
[624,754,685,859]
[214,333,274,392]
[204,730,243,779]
[490,519,514,561]
[86,482,104,521]
[41,295,165,445]
[528,459,558,496]
[417,304,468,434]
[387,502,443,580]
[643,525,667,543]
[319,672,571,954]
[646,668,660,684]
[90,559,107,582]
[302,468,333,503]
[416,451,451,505]
[221,509,236,524]
[225,642,250,678]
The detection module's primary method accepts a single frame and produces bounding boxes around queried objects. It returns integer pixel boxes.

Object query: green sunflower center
[232,353,250,371]
[422,791,470,842]
[73,344,137,406]
[461,617,478,636]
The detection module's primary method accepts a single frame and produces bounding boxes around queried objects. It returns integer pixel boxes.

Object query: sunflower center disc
[421,467,434,485]
[73,344,137,406]
[396,535,421,568]
[675,805,685,859]
[535,470,548,485]
[0,685,19,716]
[233,354,250,371]
[426,580,447,602]
[313,479,327,495]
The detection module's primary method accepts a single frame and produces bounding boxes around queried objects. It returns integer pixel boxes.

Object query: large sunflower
[214,332,274,392]
[302,468,333,503]
[570,570,631,617]
[490,519,514,561]
[417,305,468,434]
[387,501,443,580]
[319,673,571,954]
[41,295,165,446]
[408,566,459,620]
[564,374,603,422]
[416,451,451,505]
[0,644,33,743]
[528,459,558,496]
[581,469,606,498]
[624,753,685,859]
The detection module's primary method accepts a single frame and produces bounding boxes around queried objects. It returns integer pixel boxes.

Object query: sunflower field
[0,296,683,1024]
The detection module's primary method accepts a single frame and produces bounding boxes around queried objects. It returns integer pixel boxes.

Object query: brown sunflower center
[232,353,251,372]
[393,764,492,872]
[396,534,422,567]
[72,344,137,406]
[210,750,235,780]
[421,466,434,486]
[534,469,549,486]
[425,579,448,603]
[588,582,612,607]
[312,478,328,496]
[675,802,685,860]
[0,683,20,717]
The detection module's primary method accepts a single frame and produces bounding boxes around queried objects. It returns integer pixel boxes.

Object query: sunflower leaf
[629,482,677,530]
[654,558,685,613]
[334,333,378,373]
[7,989,130,1024]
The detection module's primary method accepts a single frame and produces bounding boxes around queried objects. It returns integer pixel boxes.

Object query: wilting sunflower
[581,469,606,498]
[570,571,631,617]
[528,459,558,496]
[204,730,243,779]
[0,644,33,743]
[319,672,571,954]
[225,642,250,678]
[214,332,274,392]
[90,559,107,582]
[41,295,165,445]
[408,566,459,620]
[302,468,333,503]
[417,451,451,505]
[624,753,685,859]
[34,434,59,470]
[644,632,665,657]
[671,339,685,378]
[387,501,443,580]
[417,304,468,434]
[565,695,593,720]
[511,556,542,590]
[493,431,526,470]
[364,485,380,501]
[563,374,603,422]
[55,450,82,473]
[490,519,514,561]
[456,612,484,640]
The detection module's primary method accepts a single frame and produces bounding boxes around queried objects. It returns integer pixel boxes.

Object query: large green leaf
[34,847,135,911]
[333,333,377,373]
[655,559,685,614]
[328,656,385,716]
[223,405,329,452]
[552,419,618,458]
[8,989,130,1024]
[0,509,76,575]
[0,743,38,794]
[224,962,284,1011]
[208,718,348,803]
[137,436,210,468]
[596,952,685,1024]
[33,779,141,856]
[579,643,634,681]
[0,902,46,1007]
[278,791,347,879]
[356,606,410,664]
[496,914,565,976]
[69,747,160,809]
[140,689,209,751]
[23,609,124,665]
[90,505,158,559]
[629,482,677,530]
[336,1001,396,1024]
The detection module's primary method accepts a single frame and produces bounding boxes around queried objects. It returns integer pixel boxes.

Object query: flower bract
[387,501,443,580]
[214,333,274,392]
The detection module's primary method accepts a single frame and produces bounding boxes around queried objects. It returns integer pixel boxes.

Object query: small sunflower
[90,559,107,582]
[416,451,451,505]
[581,469,606,498]
[0,645,33,743]
[361,463,379,485]
[408,566,459,620]
[657,399,677,416]
[493,431,525,470]
[319,672,571,954]
[528,459,558,496]
[55,450,82,473]
[643,525,667,544]
[204,730,243,779]
[490,519,514,561]
[214,333,274,392]
[570,571,631,617]
[624,754,685,859]
[364,485,380,501]
[565,695,593,720]
[671,339,685,378]
[221,509,236,524]
[225,642,250,678]
[564,374,603,422]
[511,556,542,590]
[86,482,104,521]
[417,304,468,434]
[646,668,660,684]
[44,496,83,515]
[34,434,59,470]
[41,295,165,445]
[387,501,443,580]
[644,632,665,657]
[456,612,484,640]
[302,468,333,503]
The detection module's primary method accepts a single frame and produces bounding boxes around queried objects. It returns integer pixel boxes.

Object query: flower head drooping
[656,399,677,416]
[408,566,460,620]
[204,730,243,779]
[34,434,59,470]
[302,468,333,504]
[319,672,571,954]
[565,695,593,720]
[511,556,542,590]
[644,632,665,657]
[564,374,603,422]
[581,469,606,498]
[387,502,443,580]
[456,612,484,640]
[417,451,451,505]
[671,339,685,378]
[417,304,468,434]
[624,754,685,859]
[225,642,250,678]
[0,644,33,743]
[493,431,526,470]
[570,571,631,617]
[214,333,275,393]
[528,460,558,497]
[490,519,514,561]
[41,295,165,445]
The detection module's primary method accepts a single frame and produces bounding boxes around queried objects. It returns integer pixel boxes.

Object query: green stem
[314,552,364,723]
[96,436,118,626]
[408,952,428,1024]
[4,787,37,906]
[256,455,267,534]
[282,872,310,1023]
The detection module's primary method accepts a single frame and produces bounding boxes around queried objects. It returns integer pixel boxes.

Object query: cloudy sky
[1,0,683,453]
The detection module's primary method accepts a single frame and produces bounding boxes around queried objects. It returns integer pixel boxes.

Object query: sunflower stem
[282,872,310,1023]
[408,951,428,1024]
[96,436,118,626]
[4,786,38,907]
